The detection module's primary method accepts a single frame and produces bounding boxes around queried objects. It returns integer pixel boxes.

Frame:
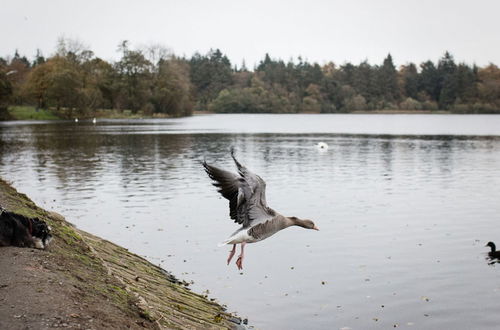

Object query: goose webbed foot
[235,242,246,270]
[236,255,244,270]
[227,244,236,265]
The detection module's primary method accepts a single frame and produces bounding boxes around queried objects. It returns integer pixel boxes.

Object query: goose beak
[313,225,319,231]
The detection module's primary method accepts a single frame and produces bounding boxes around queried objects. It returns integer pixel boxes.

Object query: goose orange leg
[227,244,236,265]
[236,243,246,270]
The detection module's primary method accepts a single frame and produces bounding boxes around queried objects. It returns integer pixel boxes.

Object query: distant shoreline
[3,105,496,121]
[193,109,455,115]
[350,109,451,114]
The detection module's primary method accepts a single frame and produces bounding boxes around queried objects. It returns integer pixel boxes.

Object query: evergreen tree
[399,63,419,99]
[13,50,31,68]
[33,49,46,67]
[419,60,440,101]
[352,60,375,103]
[437,51,458,108]
[455,63,477,103]
[338,63,356,87]
[377,54,400,102]
[189,49,233,108]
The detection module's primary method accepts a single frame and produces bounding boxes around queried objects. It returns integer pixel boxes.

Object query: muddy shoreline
[0,178,244,329]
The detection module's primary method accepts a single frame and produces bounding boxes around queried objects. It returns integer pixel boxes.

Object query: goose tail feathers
[217,240,230,247]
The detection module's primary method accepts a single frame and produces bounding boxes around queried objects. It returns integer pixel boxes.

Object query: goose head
[289,216,319,231]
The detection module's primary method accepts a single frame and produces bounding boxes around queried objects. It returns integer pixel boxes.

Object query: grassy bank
[7,105,62,120]
[5,106,173,121]
[0,178,242,329]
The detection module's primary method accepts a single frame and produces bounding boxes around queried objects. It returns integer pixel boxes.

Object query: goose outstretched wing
[203,153,276,228]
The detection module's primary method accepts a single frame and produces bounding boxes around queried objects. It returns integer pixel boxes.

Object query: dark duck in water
[485,241,500,259]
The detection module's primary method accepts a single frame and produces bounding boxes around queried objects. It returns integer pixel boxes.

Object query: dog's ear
[31,219,51,237]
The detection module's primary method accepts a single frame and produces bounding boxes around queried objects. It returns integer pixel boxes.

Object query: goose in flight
[203,151,319,270]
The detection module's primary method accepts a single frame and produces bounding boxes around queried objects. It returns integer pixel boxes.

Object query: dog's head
[31,218,52,249]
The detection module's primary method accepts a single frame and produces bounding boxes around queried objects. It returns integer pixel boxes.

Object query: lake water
[1,114,500,329]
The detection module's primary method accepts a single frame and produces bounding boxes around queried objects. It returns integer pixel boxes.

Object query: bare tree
[55,36,93,63]
[142,43,173,73]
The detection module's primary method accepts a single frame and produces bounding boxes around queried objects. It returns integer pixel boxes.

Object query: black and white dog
[0,207,52,249]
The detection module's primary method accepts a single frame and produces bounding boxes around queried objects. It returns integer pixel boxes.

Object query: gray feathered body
[221,214,294,245]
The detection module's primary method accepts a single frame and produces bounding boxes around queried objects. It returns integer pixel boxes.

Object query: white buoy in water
[74,118,78,123]
[92,118,96,124]
[316,142,329,150]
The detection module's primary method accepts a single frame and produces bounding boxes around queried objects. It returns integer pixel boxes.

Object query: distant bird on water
[74,118,79,123]
[485,241,500,259]
[92,118,97,124]
[316,142,329,150]
[203,150,319,270]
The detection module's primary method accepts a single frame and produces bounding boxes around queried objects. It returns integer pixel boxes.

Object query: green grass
[6,106,174,121]
[8,106,61,120]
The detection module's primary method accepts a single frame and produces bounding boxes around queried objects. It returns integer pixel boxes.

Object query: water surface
[1,114,500,329]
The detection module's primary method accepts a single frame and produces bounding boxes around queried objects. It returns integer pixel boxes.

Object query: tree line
[1,38,500,118]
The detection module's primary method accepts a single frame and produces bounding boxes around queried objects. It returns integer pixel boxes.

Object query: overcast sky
[2,0,499,68]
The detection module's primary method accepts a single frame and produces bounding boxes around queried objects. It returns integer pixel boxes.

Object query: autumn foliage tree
[0,63,13,119]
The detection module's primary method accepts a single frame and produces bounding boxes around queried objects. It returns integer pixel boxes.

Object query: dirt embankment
[0,178,243,329]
